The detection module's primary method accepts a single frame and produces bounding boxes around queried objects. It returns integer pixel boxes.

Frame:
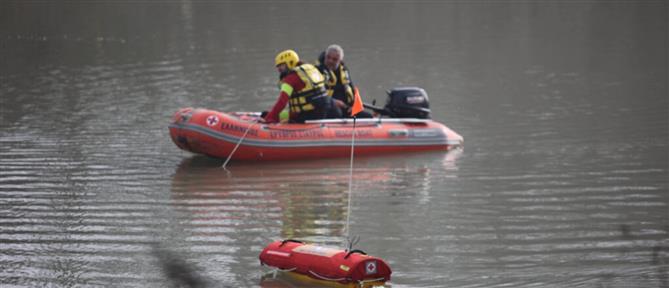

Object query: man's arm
[264,82,293,123]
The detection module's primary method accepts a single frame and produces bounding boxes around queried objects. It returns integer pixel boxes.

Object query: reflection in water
[258,271,393,288]
[171,157,347,242]
[169,150,460,244]
[152,245,210,288]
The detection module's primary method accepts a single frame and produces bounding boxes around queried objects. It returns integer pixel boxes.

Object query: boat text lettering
[220,123,258,136]
[270,130,324,139]
[334,130,373,138]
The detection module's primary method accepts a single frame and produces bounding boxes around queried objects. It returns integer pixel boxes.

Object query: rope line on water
[222,121,257,169]
[344,117,357,245]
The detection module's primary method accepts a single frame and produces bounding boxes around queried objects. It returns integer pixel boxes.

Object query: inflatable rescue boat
[259,239,391,287]
[168,87,463,161]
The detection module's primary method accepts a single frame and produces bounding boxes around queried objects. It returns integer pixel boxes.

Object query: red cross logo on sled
[365,260,377,275]
[206,115,219,127]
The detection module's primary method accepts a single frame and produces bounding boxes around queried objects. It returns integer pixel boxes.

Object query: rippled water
[1,2,667,288]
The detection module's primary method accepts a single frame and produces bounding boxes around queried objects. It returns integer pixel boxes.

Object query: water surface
[1,2,667,287]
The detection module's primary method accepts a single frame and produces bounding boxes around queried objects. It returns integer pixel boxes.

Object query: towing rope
[308,270,386,287]
[261,263,297,278]
[222,121,257,169]
[344,117,357,245]
[264,263,386,287]
[357,277,387,286]
[308,270,348,282]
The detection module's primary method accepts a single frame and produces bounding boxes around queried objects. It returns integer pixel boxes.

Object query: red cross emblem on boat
[365,260,377,275]
[206,115,219,127]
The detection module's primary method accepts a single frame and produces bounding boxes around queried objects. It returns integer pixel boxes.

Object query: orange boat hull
[168,108,463,161]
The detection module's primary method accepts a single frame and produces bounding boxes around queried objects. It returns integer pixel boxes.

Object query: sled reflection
[259,270,393,288]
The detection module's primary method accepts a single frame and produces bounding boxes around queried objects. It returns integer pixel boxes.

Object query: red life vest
[259,239,392,285]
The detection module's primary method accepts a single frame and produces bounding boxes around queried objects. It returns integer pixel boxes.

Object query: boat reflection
[171,157,363,240]
[169,149,463,241]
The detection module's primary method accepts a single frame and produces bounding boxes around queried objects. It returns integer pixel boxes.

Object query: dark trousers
[343,109,373,118]
[292,97,342,123]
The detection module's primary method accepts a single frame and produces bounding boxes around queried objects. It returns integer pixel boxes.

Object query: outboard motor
[384,87,431,119]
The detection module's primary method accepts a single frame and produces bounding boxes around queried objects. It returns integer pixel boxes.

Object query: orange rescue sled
[259,240,391,287]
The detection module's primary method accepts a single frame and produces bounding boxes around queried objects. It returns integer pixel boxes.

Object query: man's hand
[256,111,267,123]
